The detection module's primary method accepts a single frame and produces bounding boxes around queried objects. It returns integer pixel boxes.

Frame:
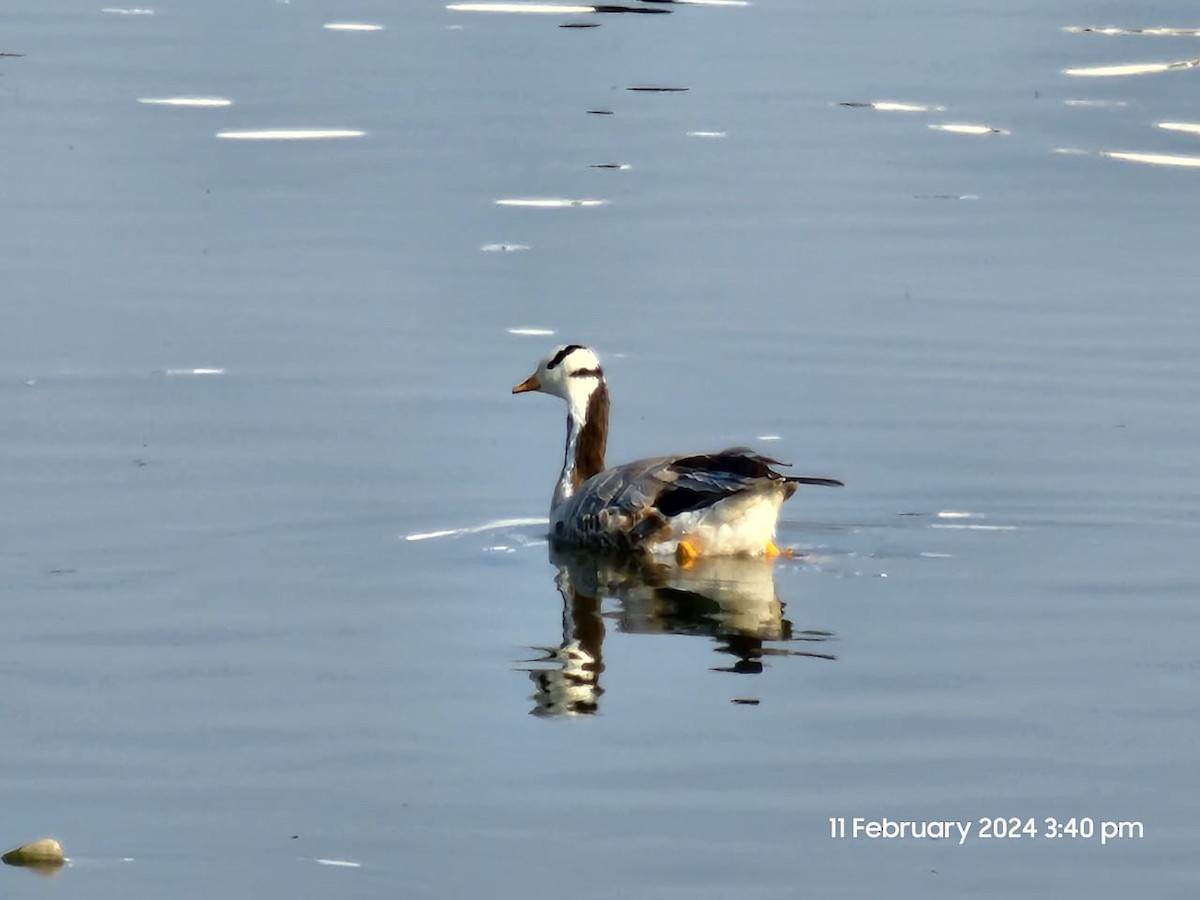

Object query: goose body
[513,345,843,558]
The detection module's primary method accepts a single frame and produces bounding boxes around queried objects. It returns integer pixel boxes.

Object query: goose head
[514,345,610,505]
[512,344,605,417]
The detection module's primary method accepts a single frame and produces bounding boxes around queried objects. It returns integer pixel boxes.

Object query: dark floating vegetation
[627,86,689,92]
[594,4,671,13]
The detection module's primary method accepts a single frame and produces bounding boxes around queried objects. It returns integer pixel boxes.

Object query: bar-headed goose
[512,345,843,560]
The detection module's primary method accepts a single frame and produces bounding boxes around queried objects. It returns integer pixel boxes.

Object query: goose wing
[554,447,842,550]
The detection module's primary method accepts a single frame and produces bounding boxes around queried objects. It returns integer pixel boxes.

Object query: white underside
[649,490,787,557]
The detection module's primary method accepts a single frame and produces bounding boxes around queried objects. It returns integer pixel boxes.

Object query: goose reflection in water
[521,546,836,717]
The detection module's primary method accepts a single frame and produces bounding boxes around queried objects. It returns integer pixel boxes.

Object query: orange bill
[512,374,541,394]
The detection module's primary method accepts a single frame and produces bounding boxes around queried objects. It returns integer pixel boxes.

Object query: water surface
[2,1,1197,897]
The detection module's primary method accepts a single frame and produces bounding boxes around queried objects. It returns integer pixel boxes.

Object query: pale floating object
[164,367,225,376]
[1158,121,1200,135]
[1101,149,1200,168]
[2,839,65,868]
[447,3,594,12]
[937,510,983,519]
[323,22,384,31]
[1062,98,1128,108]
[101,6,154,13]
[405,516,548,542]
[1064,57,1200,77]
[482,242,531,252]
[314,858,361,868]
[494,197,609,208]
[138,97,232,107]
[216,129,365,140]
[1057,142,1200,168]
[931,524,1018,531]
[686,130,727,138]
[928,123,1009,135]
[507,327,555,336]
[1063,25,1200,37]
[838,100,945,113]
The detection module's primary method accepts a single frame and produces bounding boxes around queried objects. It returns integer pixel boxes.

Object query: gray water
[3,1,1198,897]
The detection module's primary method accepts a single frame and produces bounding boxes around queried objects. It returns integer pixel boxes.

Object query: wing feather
[552,448,841,551]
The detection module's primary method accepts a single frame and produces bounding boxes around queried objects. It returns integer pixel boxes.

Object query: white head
[513,344,610,506]
[512,344,605,418]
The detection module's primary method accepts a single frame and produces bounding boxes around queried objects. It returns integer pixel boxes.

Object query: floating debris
[494,197,610,207]
[928,123,1009,135]
[931,524,1018,531]
[216,129,365,140]
[447,3,593,12]
[138,96,232,107]
[3,839,65,869]
[1063,25,1200,37]
[1158,121,1200,135]
[1064,57,1200,77]
[1101,149,1200,168]
[593,4,670,12]
[1055,146,1200,168]
[1063,98,1128,108]
[446,2,669,12]
[838,100,945,112]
